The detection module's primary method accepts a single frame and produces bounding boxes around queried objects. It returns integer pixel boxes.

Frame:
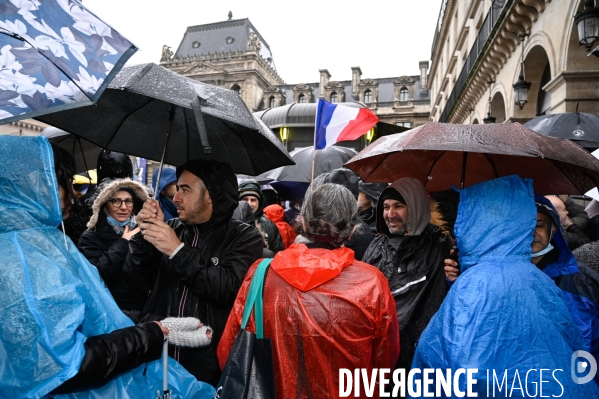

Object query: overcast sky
[84,0,443,84]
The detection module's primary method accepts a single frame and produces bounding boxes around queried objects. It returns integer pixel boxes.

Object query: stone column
[351,66,362,96]
[419,61,429,90]
[319,69,331,99]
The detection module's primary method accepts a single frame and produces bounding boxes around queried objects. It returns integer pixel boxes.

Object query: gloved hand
[160,317,212,347]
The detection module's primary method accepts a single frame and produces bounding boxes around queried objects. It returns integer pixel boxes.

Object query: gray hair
[301,183,360,248]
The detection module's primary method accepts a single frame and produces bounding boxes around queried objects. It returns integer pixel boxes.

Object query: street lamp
[483,79,496,124]
[575,0,599,51]
[513,31,531,110]
[280,126,289,150]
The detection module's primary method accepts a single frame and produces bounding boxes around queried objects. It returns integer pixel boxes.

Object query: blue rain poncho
[412,175,599,397]
[0,136,214,399]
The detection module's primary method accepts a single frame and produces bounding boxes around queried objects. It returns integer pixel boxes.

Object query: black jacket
[50,322,163,395]
[345,218,374,261]
[79,214,147,311]
[124,160,263,386]
[124,218,262,385]
[362,179,451,373]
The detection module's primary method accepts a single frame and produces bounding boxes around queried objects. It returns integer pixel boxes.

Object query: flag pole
[311,99,320,193]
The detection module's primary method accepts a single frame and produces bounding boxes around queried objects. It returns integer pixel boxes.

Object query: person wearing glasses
[79,178,147,311]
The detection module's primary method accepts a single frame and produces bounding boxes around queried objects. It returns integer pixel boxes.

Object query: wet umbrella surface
[36,63,293,175]
[345,122,599,194]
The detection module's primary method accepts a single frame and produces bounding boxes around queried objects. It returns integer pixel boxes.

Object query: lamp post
[513,31,531,110]
[575,0,599,51]
[483,79,496,124]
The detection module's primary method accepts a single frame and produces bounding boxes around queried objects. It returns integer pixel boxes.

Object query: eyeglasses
[108,198,134,207]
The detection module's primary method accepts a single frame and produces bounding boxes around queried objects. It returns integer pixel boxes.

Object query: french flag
[314,99,379,149]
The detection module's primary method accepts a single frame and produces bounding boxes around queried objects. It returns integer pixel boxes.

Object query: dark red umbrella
[345,122,599,194]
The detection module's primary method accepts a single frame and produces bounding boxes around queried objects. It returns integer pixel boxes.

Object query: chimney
[351,67,362,96]
[419,61,429,91]
[319,69,331,98]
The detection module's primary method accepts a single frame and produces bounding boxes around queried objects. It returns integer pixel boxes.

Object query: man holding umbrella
[123,159,263,386]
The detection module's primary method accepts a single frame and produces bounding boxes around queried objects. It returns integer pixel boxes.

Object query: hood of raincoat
[96,150,133,183]
[0,136,213,399]
[177,159,238,232]
[376,177,430,237]
[87,178,149,230]
[238,179,264,218]
[264,204,286,224]
[152,167,178,221]
[535,195,579,278]
[271,243,354,291]
[411,175,598,397]
[455,175,536,272]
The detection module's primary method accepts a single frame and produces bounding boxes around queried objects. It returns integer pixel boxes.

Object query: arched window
[231,84,241,95]
[364,90,372,103]
[399,88,409,101]
[331,92,338,103]
[269,96,276,108]
[298,94,305,103]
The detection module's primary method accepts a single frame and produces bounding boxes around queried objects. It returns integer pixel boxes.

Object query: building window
[364,90,372,104]
[298,94,305,103]
[269,96,276,108]
[396,122,411,128]
[331,92,338,103]
[192,41,201,48]
[399,88,409,101]
[231,84,241,95]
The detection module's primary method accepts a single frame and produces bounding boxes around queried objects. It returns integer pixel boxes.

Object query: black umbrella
[36,63,294,179]
[259,145,357,201]
[41,127,102,174]
[524,103,599,149]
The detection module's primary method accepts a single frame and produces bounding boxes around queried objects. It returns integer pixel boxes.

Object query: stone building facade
[429,0,599,124]
[163,15,431,134]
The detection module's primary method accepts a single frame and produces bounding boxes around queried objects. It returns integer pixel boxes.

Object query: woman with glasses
[79,178,148,311]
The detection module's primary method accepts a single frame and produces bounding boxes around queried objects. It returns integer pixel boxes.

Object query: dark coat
[124,160,263,386]
[79,214,147,311]
[51,322,163,395]
[345,218,374,261]
[362,178,451,372]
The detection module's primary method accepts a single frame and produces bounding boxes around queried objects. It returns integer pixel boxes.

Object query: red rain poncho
[217,243,399,399]
[263,204,297,248]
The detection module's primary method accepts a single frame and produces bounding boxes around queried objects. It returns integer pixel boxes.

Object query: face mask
[106,214,131,227]
[532,242,554,258]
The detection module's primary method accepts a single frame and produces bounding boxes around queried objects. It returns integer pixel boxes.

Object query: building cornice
[445,0,551,123]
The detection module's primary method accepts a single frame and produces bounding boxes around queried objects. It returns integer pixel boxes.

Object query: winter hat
[161,317,212,348]
[238,180,262,201]
[379,187,406,206]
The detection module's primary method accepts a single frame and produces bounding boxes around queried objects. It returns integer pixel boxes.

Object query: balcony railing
[439,0,510,122]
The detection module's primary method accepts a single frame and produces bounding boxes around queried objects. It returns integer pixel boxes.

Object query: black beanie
[379,187,406,206]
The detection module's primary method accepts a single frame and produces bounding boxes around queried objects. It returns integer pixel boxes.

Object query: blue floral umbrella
[0,0,136,123]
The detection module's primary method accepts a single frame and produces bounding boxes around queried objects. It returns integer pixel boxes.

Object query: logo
[211,257,219,266]
[571,350,597,384]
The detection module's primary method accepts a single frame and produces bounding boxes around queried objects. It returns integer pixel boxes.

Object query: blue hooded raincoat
[412,175,599,397]
[152,167,178,222]
[0,136,214,398]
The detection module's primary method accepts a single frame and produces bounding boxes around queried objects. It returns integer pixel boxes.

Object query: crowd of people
[2,133,599,398]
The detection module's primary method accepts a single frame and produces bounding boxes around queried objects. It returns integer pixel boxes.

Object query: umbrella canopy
[42,127,101,174]
[0,0,136,123]
[36,63,294,175]
[259,145,357,201]
[345,122,599,195]
[524,110,599,149]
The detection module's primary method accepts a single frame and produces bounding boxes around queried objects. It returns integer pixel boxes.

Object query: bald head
[545,195,568,227]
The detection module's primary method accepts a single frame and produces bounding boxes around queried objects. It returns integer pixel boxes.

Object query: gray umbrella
[35,63,294,177]
[524,105,599,149]
[41,127,102,174]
